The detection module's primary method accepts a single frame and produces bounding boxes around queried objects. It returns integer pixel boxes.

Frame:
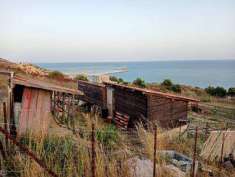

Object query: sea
[38,60,235,89]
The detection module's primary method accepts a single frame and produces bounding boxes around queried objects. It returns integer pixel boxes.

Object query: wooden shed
[77,80,107,109]
[104,82,199,128]
[1,70,83,136]
[78,80,199,128]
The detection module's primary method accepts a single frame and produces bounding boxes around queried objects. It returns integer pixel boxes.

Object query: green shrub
[96,125,119,148]
[205,86,216,95]
[228,87,235,96]
[110,76,128,84]
[75,74,88,81]
[48,70,64,79]
[205,86,227,97]
[161,79,181,93]
[161,79,173,88]
[215,87,227,97]
[171,84,181,93]
[118,78,124,83]
[110,76,119,82]
[133,77,146,88]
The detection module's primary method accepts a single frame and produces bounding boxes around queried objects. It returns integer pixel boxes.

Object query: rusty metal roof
[13,75,83,95]
[104,81,199,102]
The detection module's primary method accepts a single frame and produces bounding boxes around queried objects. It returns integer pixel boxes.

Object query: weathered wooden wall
[148,94,188,127]
[113,87,148,126]
[18,87,52,135]
[78,80,107,108]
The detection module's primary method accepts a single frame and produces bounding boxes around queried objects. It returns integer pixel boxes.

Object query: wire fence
[0,101,234,177]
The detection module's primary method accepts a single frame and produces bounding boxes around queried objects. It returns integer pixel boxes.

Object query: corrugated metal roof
[104,81,199,102]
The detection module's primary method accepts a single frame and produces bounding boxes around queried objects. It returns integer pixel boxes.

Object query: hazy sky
[0,0,235,63]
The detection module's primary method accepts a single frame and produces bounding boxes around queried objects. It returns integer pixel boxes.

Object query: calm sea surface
[38,60,235,89]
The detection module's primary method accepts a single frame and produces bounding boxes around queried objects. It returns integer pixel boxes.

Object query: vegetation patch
[132,77,146,88]
[205,86,227,97]
[48,70,65,80]
[161,79,182,93]
[75,74,88,81]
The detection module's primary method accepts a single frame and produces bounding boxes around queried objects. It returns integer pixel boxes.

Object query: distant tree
[48,70,64,80]
[228,87,235,96]
[161,79,173,88]
[215,87,227,97]
[75,74,88,81]
[205,86,227,97]
[171,84,181,93]
[133,78,146,88]
[205,86,216,95]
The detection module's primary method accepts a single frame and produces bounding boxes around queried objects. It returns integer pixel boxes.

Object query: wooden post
[8,72,16,138]
[191,127,198,177]
[3,102,8,149]
[91,121,96,177]
[153,124,157,177]
[71,95,76,134]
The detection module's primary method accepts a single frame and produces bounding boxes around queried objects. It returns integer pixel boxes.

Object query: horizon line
[33,58,235,64]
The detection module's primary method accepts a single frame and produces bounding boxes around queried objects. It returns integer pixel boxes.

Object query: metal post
[91,121,96,177]
[205,122,209,138]
[220,132,225,164]
[179,122,182,140]
[191,127,198,177]
[153,124,157,177]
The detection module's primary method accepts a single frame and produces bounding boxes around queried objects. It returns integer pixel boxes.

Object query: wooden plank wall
[77,81,107,108]
[148,95,188,127]
[114,88,148,126]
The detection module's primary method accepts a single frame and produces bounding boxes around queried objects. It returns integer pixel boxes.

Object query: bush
[205,86,216,95]
[133,77,146,88]
[161,79,181,93]
[161,79,173,88]
[75,74,88,81]
[110,76,119,82]
[215,87,227,97]
[96,125,119,148]
[171,84,181,93]
[205,86,227,97]
[228,87,235,96]
[48,70,64,79]
[110,76,128,84]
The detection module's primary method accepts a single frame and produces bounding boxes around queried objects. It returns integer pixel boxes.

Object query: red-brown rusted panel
[18,87,52,135]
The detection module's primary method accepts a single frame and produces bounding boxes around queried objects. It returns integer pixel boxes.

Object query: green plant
[228,87,235,96]
[133,77,146,88]
[96,125,119,148]
[205,86,227,97]
[110,76,119,82]
[171,84,181,93]
[215,87,227,97]
[110,76,128,84]
[48,70,64,80]
[75,74,88,81]
[161,79,173,88]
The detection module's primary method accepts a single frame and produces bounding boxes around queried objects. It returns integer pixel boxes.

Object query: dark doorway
[13,85,24,102]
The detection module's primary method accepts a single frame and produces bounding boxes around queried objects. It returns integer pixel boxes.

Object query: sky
[0,0,235,63]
